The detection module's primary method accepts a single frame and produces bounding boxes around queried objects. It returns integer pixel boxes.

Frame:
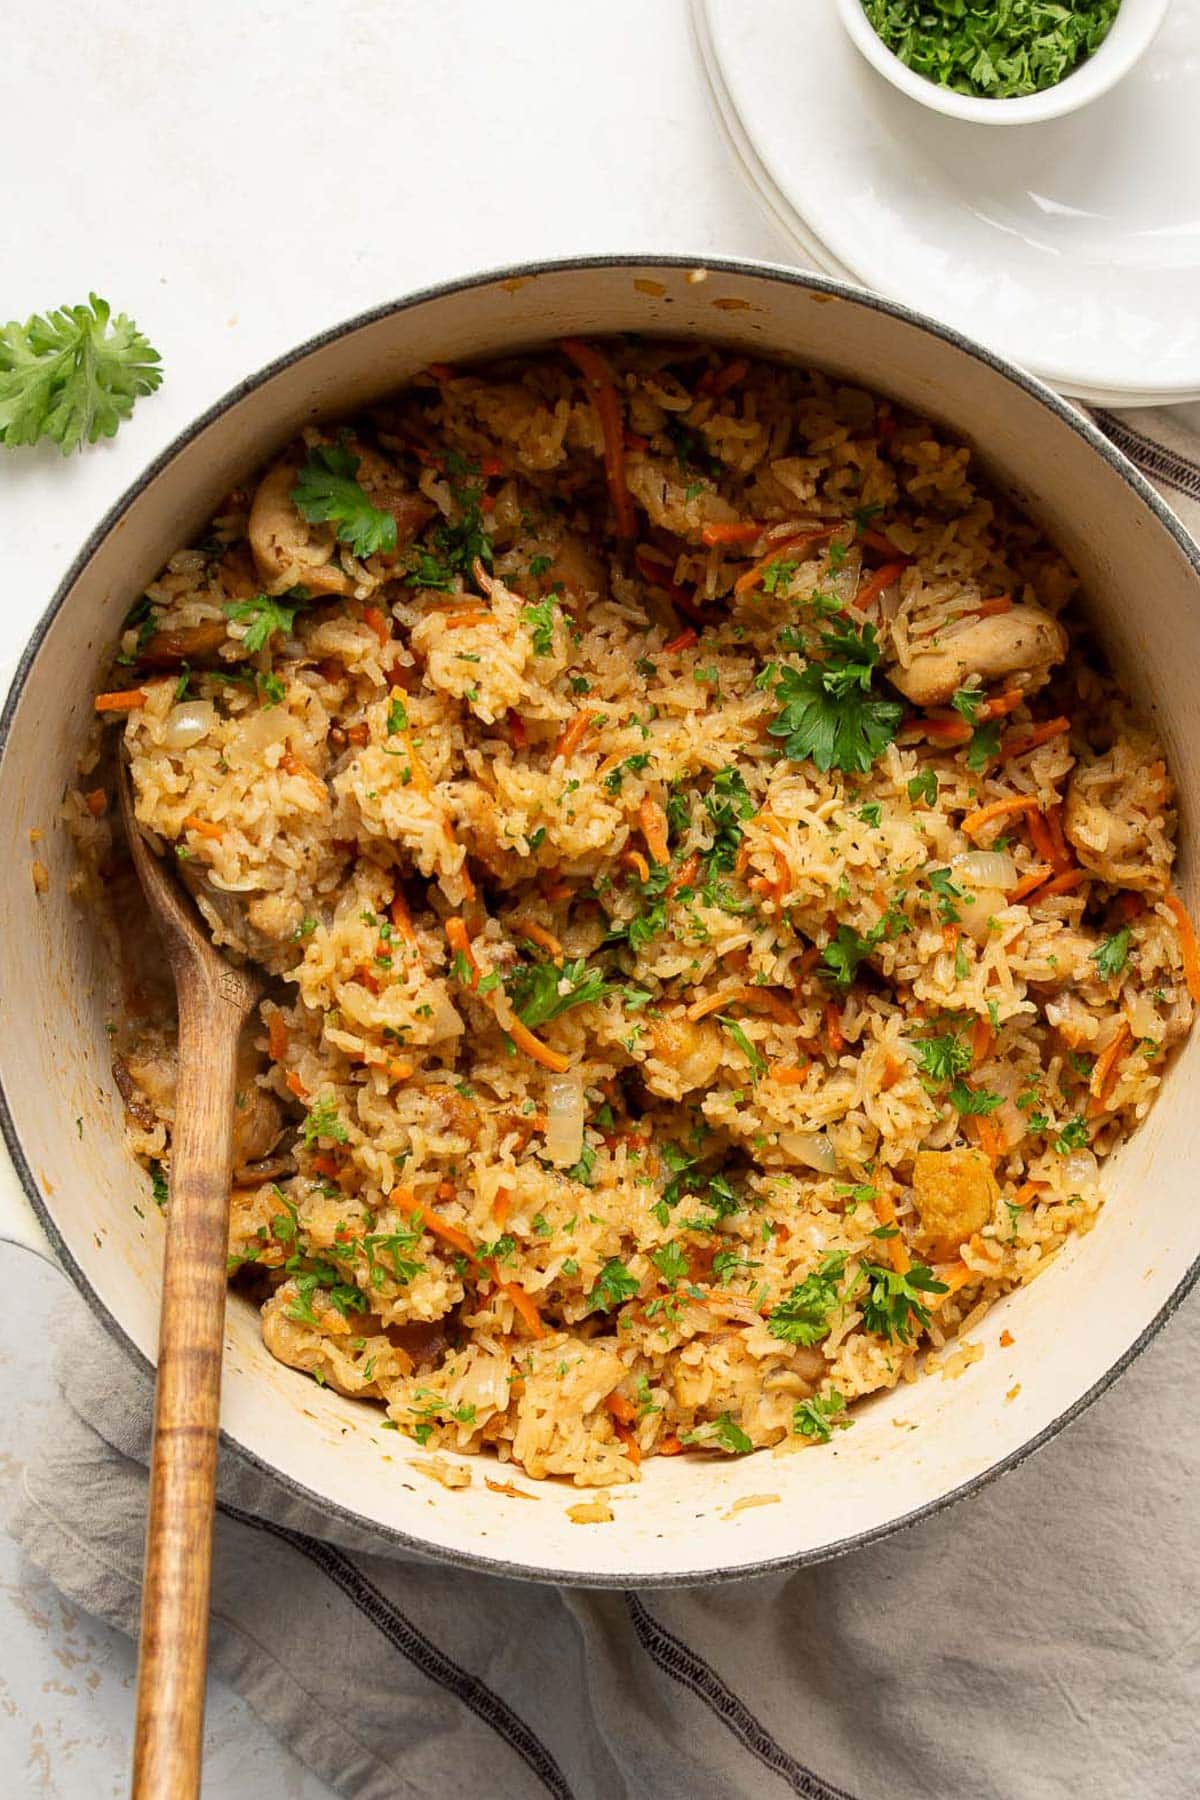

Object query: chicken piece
[228,1181,289,1270]
[1064,736,1174,894]
[248,461,355,597]
[641,1010,725,1099]
[887,604,1067,708]
[120,1033,177,1127]
[136,620,230,669]
[1026,926,1104,993]
[260,1284,408,1398]
[911,1148,998,1258]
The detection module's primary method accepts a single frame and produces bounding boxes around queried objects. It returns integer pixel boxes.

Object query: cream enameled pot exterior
[1,257,1197,1586]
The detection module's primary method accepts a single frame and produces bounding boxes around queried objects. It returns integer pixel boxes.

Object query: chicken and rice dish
[78,340,1198,1487]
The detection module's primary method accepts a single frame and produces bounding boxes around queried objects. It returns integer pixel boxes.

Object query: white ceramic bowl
[1,256,1198,1586]
[833,0,1171,124]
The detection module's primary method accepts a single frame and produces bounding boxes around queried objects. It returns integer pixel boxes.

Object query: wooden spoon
[118,756,262,1800]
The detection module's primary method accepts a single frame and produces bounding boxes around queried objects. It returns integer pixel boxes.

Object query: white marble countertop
[0,1,787,1789]
[1,2,1196,1793]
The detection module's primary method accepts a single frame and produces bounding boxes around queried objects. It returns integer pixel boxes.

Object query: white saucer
[695,0,1200,406]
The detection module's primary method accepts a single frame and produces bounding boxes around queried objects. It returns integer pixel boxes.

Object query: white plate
[695,0,1200,405]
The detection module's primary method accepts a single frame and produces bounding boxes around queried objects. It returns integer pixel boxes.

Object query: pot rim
[3,250,1197,1587]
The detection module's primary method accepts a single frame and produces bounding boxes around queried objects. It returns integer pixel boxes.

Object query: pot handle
[0,1136,58,1265]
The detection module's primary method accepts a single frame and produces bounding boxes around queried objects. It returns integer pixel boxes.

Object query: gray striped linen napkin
[7,409,1200,1800]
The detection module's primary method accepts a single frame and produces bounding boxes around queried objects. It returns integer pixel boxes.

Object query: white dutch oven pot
[0,258,1196,1585]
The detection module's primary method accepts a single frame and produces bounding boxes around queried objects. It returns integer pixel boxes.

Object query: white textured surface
[0,0,785,1788]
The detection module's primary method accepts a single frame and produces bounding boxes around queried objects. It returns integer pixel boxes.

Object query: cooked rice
[80,341,1194,1487]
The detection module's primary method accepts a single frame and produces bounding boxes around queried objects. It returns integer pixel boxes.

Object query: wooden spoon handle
[131,970,246,1800]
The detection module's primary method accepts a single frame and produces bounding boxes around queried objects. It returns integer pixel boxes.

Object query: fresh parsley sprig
[291,443,398,558]
[768,621,902,774]
[0,294,162,454]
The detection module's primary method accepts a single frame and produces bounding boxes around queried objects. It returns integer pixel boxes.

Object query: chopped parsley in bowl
[835,0,1167,124]
[860,0,1122,100]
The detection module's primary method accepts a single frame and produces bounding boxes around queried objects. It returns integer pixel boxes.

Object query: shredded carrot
[280,752,328,797]
[999,1329,1015,1348]
[930,1260,975,1304]
[973,1113,1003,1165]
[1115,890,1145,923]
[706,356,750,397]
[634,547,705,621]
[480,453,505,479]
[437,607,492,629]
[1010,1181,1045,1208]
[1165,895,1200,1004]
[662,627,698,653]
[971,596,1013,617]
[1001,716,1070,758]
[700,520,767,546]
[1044,803,1070,867]
[539,874,573,903]
[507,710,528,749]
[794,944,822,983]
[978,687,1024,722]
[610,1416,641,1464]
[412,1196,474,1258]
[505,1013,571,1074]
[687,985,797,1026]
[853,560,907,611]
[267,1014,289,1062]
[880,1051,904,1091]
[389,890,416,942]
[1006,864,1054,903]
[84,787,107,817]
[824,1001,844,1055]
[920,715,973,746]
[1088,1023,1132,1115]
[559,338,636,539]
[94,689,148,712]
[285,1070,309,1101]
[181,814,224,841]
[971,1017,993,1063]
[639,798,670,866]
[362,605,390,646]
[513,919,563,959]
[860,526,911,562]
[552,709,600,762]
[771,1060,811,1085]
[492,1187,512,1230]
[731,527,836,596]
[961,794,1038,838]
[942,922,960,952]
[874,1187,909,1275]
[485,1478,537,1500]
[310,1152,342,1180]
[769,843,792,904]
[397,729,431,795]
[444,916,480,989]
[620,847,650,883]
[657,1434,684,1457]
[605,1390,637,1426]
[345,722,370,748]
[1022,868,1087,907]
[385,1058,414,1084]
[1025,809,1059,868]
[667,853,700,898]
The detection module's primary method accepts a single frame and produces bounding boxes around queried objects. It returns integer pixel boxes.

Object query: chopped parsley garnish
[793,1390,851,1443]
[858,803,882,828]
[1054,1116,1090,1154]
[586,1257,640,1313]
[528,553,553,579]
[949,1081,1004,1116]
[522,598,558,656]
[952,685,983,725]
[718,1015,766,1080]
[820,922,884,990]
[650,1241,689,1285]
[566,1143,598,1187]
[505,956,611,1028]
[1091,928,1131,982]
[861,0,1122,101]
[149,1160,169,1209]
[767,1251,847,1346]
[768,621,903,774]
[291,442,398,558]
[404,451,493,589]
[927,867,964,923]
[604,752,651,794]
[966,723,1001,771]
[223,590,310,654]
[907,768,938,806]
[912,1032,972,1083]
[386,695,409,734]
[302,1098,348,1148]
[712,1413,752,1455]
[858,1260,948,1343]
